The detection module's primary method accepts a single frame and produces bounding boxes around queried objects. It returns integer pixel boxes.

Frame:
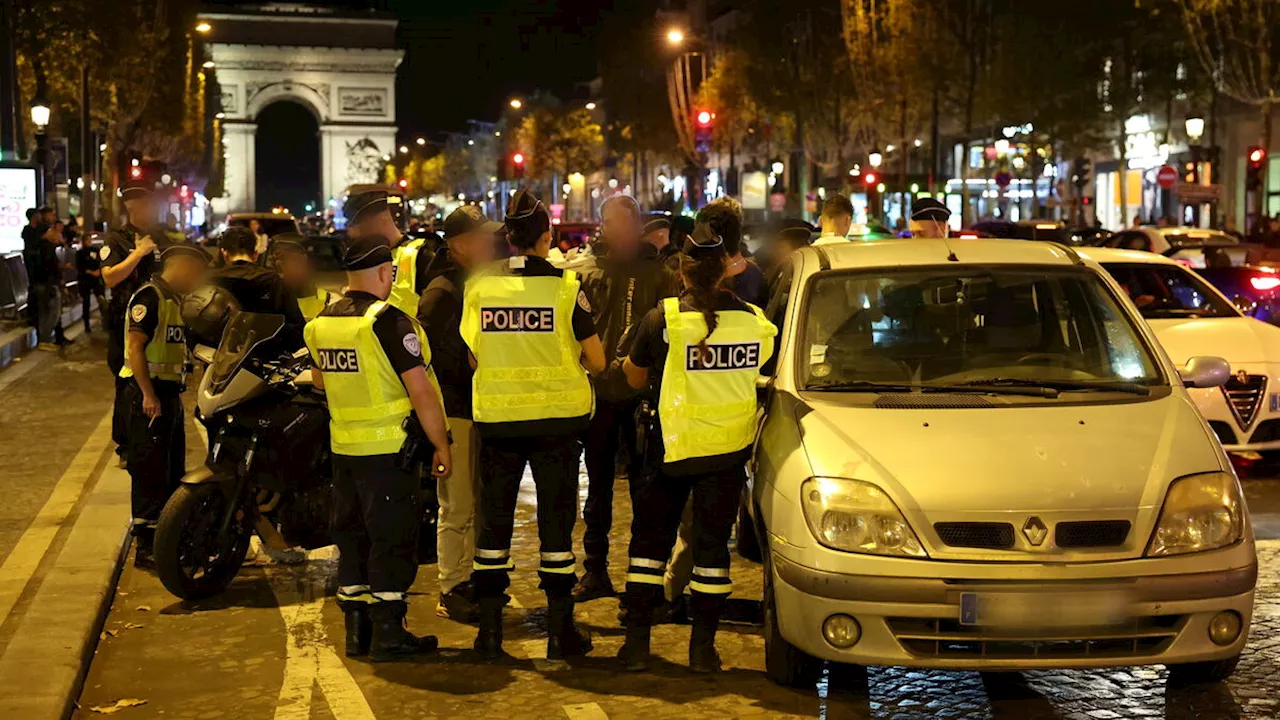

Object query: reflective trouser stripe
[627,573,665,585]
[626,557,666,585]
[474,548,514,571]
[337,586,375,603]
[539,550,576,574]
[689,579,733,594]
[691,566,732,595]
[373,591,405,602]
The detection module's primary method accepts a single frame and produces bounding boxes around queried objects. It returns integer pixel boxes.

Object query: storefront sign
[741,171,768,210]
[1177,183,1223,202]
[0,166,38,254]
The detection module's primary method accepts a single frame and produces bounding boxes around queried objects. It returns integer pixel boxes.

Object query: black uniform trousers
[331,453,422,598]
[121,380,185,531]
[581,399,638,573]
[107,306,128,452]
[621,464,747,626]
[473,435,582,601]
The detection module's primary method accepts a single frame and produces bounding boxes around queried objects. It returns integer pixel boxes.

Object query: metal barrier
[0,253,29,321]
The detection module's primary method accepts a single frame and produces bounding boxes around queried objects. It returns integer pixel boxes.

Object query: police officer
[616,198,777,673]
[344,187,428,318]
[120,245,209,566]
[212,226,306,348]
[461,190,606,660]
[304,235,453,662]
[271,234,332,321]
[909,197,952,239]
[101,180,163,463]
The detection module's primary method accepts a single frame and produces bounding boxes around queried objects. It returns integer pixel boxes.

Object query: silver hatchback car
[742,238,1256,687]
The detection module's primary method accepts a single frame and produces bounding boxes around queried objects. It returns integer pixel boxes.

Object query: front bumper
[771,552,1256,670]
[1190,381,1280,452]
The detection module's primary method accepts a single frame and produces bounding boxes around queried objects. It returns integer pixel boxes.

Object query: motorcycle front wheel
[155,483,253,600]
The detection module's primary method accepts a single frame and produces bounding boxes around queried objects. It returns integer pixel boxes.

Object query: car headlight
[1146,472,1244,557]
[800,477,926,557]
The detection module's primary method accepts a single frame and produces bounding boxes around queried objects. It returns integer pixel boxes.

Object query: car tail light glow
[1250,276,1280,291]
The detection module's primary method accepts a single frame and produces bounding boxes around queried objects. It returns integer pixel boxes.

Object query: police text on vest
[686,342,761,371]
[480,307,555,332]
[315,348,361,372]
[165,326,186,343]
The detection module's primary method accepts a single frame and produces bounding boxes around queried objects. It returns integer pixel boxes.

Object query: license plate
[959,590,1131,628]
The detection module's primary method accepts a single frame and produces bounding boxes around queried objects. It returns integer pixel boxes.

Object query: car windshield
[208,312,286,393]
[1102,263,1238,319]
[799,266,1163,392]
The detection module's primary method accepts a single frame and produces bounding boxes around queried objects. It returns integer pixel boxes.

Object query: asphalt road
[3,332,1280,719]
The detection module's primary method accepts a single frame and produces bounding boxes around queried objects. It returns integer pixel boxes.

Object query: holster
[396,414,429,473]
[633,399,660,481]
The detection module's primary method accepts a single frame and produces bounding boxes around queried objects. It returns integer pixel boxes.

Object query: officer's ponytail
[681,223,728,358]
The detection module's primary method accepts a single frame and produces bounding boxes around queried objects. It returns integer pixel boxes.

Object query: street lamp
[195,21,212,34]
[399,145,409,154]
[585,102,597,111]
[771,161,785,175]
[214,112,225,119]
[509,98,523,110]
[868,152,883,168]
[30,92,50,204]
[666,28,685,45]
[29,94,49,129]
[202,61,215,69]
[1185,116,1205,143]
[416,137,426,146]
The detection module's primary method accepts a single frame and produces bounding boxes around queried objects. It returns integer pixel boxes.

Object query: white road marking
[0,410,110,624]
[562,702,609,720]
[267,565,377,720]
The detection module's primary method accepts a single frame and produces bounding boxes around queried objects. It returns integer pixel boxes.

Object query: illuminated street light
[1185,116,1205,143]
[509,98,523,110]
[771,161,785,175]
[913,138,923,148]
[214,112,225,119]
[608,178,619,189]
[457,193,465,201]
[868,152,883,168]
[416,137,426,146]
[585,102,597,111]
[399,145,409,154]
[994,138,1011,155]
[562,183,572,195]
[202,61,215,69]
[666,28,685,45]
[381,154,391,162]
[468,139,475,146]
[99,143,106,152]
[494,131,501,137]
[29,94,49,129]
[195,21,212,33]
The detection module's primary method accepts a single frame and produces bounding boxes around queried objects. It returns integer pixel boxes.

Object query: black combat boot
[688,617,722,673]
[571,570,615,602]
[473,596,506,660]
[546,594,593,660]
[368,600,438,662]
[133,528,155,569]
[617,623,652,672]
[337,601,372,658]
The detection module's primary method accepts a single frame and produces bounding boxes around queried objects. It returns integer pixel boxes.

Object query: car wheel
[735,495,762,562]
[1166,654,1241,687]
[763,552,823,687]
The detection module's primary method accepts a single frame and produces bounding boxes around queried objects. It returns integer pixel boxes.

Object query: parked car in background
[1195,265,1280,326]
[1101,227,1246,268]
[966,219,1097,245]
[744,238,1253,688]
[1084,247,1280,456]
[553,221,597,252]
[225,212,300,239]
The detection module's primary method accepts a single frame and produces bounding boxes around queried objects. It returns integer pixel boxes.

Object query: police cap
[271,233,308,257]
[121,177,155,202]
[910,198,951,222]
[344,188,393,226]
[341,235,393,271]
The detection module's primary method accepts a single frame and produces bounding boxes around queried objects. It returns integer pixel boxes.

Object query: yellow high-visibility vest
[388,238,425,317]
[119,282,187,383]
[658,297,776,463]
[304,300,444,456]
[460,258,593,424]
[296,287,331,322]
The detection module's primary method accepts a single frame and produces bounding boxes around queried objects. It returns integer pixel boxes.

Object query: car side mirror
[1233,294,1258,316]
[1180,356,1231,388]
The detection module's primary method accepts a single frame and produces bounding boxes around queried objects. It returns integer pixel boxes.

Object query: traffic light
[1071,156,1091,190]
[694,110,714,152]
[179,184,189,199]
[1247,146,1267,191]
[129,166,142,180]
[512,152,525,180]
[863,170,878,187]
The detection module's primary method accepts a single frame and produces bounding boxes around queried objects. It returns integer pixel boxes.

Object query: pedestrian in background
[461,190,605,660]
[642,217,679,269]
[718,199,769,308]
[212,226,305,348]
[75,233,105,333]
[908,198,952,240]
[120,245,208,567]
[304,234,452,662]
[417,205,501,623]
[813,194,854,246]
[29,219,64,351]
[617,199,777,673]
[574,194,678,602]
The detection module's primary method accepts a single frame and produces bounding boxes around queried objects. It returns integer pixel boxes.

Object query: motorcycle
[154,311,332,600]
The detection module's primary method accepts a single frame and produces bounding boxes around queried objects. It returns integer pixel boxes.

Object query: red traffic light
[696,110,713,127]
[512,152,525,166]
[397,178,408,189]
[863,171,878,186]
[129,166,142,179]
[1248,146,1267,167]
[179,184,189,199]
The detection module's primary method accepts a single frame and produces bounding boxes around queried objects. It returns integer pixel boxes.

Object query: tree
[1180,0,1280,226]
[513,104,603,191]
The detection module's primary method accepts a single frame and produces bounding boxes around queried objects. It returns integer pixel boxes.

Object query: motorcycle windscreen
[209,311,286,394]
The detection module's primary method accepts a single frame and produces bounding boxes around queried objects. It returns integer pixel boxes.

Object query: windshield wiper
[805,380,1060,398]
[957,378,1151,396]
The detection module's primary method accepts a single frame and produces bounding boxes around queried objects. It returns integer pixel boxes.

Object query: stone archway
[200,6,402,215]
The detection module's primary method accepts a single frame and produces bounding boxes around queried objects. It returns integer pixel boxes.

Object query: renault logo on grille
[1022,516,1048,546]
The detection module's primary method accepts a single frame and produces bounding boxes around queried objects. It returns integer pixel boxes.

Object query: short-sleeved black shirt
[126,285,162,341]
[472,255,598,439]
[317,290,425,379]
[100,225,159,323]
[629,290,772,476]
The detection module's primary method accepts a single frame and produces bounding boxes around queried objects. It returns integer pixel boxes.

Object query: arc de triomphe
[199,5,401,215]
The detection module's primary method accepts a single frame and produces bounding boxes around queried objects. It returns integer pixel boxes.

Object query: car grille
[887,615,1182,660]
[1054,520,1130,548]
[874,395,994,409]
[1250,419,1280,444]
[1222,373,1267,427]
[1209,420,1238,446]
[934,522,1015,550]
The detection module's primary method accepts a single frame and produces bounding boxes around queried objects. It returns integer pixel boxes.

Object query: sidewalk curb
[0,448,130,720]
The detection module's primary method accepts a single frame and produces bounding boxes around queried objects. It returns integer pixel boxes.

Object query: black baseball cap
[443,205,503,240]
[340,235,394,270]
[910,198,951,222]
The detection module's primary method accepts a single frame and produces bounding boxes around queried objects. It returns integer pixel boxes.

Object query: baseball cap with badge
[443,205,503,240]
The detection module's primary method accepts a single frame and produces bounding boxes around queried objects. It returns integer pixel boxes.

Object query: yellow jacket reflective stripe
[296,287,331,322]
[387,238,424,317]
[304,300,446,456]
[659,297,776,463]
[460,261,593,423]
[119,282,187,383]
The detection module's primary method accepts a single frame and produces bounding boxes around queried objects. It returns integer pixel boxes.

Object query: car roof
[1076,247,1181,266]
[806,238,1083,270]
[229,212,296,220]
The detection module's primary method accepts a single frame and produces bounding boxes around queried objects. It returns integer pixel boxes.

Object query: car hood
[1147,316,1280,365]
[797,393,1222,513]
